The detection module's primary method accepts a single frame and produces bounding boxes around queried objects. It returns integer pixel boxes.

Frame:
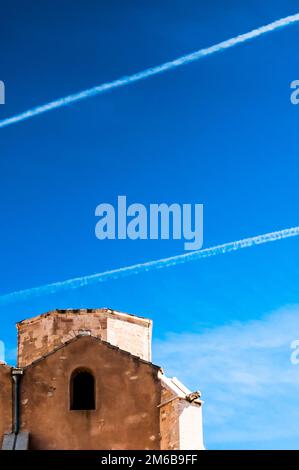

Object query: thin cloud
[154,305,299,449]
[0,341,5,363]
[1,13,299,128]
[0,225,298,306]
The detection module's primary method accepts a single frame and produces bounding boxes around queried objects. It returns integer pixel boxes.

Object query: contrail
[1,13,299,129]
[0,226,298,306]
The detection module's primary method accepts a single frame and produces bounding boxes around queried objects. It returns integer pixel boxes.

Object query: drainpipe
[12,368,23,435]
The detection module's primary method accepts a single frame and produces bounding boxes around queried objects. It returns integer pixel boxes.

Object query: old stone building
[0,308,204,450]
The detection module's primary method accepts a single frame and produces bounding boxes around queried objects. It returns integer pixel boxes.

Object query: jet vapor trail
[0,226,298,306]
[1,13,299,129]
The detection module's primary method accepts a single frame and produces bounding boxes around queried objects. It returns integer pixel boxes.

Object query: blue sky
[1,0,299,449]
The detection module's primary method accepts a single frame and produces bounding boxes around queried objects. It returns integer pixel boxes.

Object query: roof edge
[22,333,161,371]
[17,308,152,328]
[0,362,12,369]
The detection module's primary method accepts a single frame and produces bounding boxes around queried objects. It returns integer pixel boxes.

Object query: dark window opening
[71,370,95,410]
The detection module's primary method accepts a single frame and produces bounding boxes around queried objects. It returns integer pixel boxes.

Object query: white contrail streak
[0,226,298,306]
[1,13,299,129]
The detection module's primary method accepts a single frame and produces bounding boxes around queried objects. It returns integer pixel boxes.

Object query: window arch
[70,369,95,410]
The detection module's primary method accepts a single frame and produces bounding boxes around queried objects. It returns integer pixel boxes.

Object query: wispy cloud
[0,225,298,306]
[154,306,299,449]
[0,341,4,362]
[0,13,299,128]
[0,342,17,364]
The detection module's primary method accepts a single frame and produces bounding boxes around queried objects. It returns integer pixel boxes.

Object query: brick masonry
[0,363,12,444]
[1,308,204,450]
[17,308,152,367]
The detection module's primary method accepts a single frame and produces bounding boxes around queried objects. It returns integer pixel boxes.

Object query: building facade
[0,308,204,450]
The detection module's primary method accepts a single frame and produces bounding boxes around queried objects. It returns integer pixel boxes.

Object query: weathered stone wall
[178,400,204,450]
[159,384,204,450]
[17,309,152,367]
[159,386,180,450]
[14,308,204,450]
[20,335,161,450]
[107,315,152,362]
[0,364,12,445]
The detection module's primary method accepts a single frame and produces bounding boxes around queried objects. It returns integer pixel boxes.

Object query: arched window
[70,369,95,410]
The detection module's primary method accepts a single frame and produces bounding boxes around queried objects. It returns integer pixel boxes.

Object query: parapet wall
[17,308,152,367]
